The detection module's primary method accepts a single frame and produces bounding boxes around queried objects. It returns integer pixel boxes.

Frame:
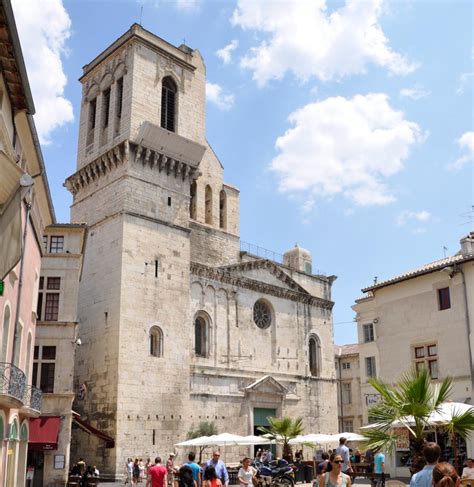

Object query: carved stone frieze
[191,262,334,310]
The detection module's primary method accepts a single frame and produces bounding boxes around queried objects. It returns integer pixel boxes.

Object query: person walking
[205,451,229,487]
[203,465,222,487]
[147,457,168,487]
[132,458,141,486]
[185,452,202,487]
[462,458,474,485]
[318,453,352,487]
[335,438,352,474]
[139,459,146,482]
[238,457,257,487]
[167,453,177,487]
[176,465,197,487]
[410,443,441,487]
[374,450,385,487]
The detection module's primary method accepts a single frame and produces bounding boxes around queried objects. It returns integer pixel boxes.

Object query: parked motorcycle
[253,459,295,487]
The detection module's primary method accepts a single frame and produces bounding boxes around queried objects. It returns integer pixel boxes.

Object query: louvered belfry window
[161,76,177,132]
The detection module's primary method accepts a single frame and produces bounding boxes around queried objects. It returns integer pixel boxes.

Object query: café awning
[72,413,115,448]
[29,416,61,451]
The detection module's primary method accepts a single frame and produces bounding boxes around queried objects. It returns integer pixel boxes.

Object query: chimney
[460,232,474,256]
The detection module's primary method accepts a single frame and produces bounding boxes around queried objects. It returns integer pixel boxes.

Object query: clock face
[253,300,272,329]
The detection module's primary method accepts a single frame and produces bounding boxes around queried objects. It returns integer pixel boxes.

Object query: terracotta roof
[362,252,474,293]
[335,343,359,356]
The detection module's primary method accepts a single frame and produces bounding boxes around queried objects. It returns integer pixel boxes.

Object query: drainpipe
[456,264,474,395]
[338,350,344,431]
[12,185,33,367]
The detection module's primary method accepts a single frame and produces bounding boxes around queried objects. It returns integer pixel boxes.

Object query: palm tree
[362,367,474,474]
[258,416,304,461]
[187,420,218,463]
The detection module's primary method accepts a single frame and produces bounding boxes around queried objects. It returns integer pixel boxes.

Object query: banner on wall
[394,427,410,451]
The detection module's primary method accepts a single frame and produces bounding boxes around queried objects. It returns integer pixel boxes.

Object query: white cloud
[11,0,73,144]
[449,131,474,171]
[400,84,431,100]
[205,82,235,111]
[396,210,431,226]
[270,93,424,207]
[216,40,239,65]
[231,0,416,86]
[456,72,474,95]
[176,0,198,11]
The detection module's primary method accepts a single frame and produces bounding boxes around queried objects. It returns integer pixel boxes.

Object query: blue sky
[12,0,473,345]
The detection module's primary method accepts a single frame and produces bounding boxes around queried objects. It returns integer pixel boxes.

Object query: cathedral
[64,24,338,477]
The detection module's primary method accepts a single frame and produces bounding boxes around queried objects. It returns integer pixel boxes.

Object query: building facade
[335,344,363,433]
[0,0,55,484]
[352,233,474,476]
[27,224,86,486]
[65,24,339,478]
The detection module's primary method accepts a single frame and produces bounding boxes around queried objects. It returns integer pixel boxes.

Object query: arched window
[161,76,177,132]
[219,190,227,230]
[190,181,197,220]
[194,315,209,357]
[309,335,321,377]
[149,326,163,357]
[1,305,10,362]
[205,185,213,225]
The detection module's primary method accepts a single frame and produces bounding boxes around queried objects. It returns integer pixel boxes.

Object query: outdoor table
[353,462,371,473]
[460,480,473,486]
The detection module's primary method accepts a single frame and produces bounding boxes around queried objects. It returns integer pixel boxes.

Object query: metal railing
[240,241,284,263]
[0,362,26,403]
[23,385,42,412]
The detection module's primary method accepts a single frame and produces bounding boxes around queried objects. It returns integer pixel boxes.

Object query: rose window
[253,300,272,329]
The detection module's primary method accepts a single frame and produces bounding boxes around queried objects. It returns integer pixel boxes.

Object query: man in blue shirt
[410,443,441,487]
[185,452,202,486]
[205,451,229,486]
[335,437,351,473]
[374,450,385,487]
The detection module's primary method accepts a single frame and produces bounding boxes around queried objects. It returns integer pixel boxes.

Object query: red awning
[29,416,61,451]
[72,413,115,448]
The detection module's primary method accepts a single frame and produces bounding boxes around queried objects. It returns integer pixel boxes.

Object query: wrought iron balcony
[0,362,26,405]
[23,385,42,413]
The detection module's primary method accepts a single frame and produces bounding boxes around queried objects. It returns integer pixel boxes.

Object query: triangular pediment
[245,375,288,396]
[219,259,310,295]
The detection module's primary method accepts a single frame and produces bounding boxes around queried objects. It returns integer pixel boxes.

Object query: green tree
[187,421,218,463]
[258,416,304,461]
[362,368,474,473]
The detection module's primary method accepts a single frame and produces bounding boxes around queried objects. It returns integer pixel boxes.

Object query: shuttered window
[161,77,177,132]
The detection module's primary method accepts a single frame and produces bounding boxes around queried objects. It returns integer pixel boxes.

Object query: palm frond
[443,408,474,439]
[361,428,398,453]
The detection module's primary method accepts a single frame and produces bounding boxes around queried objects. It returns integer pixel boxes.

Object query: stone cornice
[191,261,334,310]
[64,140,200,196]
[219,259,310,294]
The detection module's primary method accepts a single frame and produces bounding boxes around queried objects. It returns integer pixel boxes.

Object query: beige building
[0,0,55,484]
[353,233,474,476]
[28,224,86,486]
[335,344,363,433]
[64,24,339,478]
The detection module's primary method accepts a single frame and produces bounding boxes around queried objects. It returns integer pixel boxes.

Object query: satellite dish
[19,173,34,187]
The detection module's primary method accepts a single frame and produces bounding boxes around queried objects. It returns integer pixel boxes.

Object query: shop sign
[365,394,381,406]
[394,427,410,451]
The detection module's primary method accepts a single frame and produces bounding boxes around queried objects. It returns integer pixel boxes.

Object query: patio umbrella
[428,402,474,425]
[175,436,213,447]
[334,432,366,442]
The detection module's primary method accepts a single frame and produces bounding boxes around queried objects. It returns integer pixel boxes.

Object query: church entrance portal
[253,408,276,457]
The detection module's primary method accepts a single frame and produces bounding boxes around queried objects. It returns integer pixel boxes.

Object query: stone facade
[335,344,363,433]
[351,233,474,477]
[66,24,338,478]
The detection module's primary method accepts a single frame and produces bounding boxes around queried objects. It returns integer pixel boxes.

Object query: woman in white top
[238,458,257,487]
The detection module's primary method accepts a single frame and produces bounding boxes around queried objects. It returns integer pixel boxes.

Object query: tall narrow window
[309,335,321,377]
[116,77,123,118]
[190,181,197,220]
[87,98,97,145]
[195,316,208,357]
[25,333,32,379]
[161,77,177,132]
[43,277,61,322]
[1,305,10,362]
[365,356,376,378]
[438,287,451,310]
[102,88,111,128]
[219,190,227,230]
[363,323,374,342]
[12,322,22,367]
[32,345,56,393]
[205,185,213,225]
[149,326,163,357]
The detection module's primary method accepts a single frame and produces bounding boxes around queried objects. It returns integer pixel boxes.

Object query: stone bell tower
[65,24,210,477]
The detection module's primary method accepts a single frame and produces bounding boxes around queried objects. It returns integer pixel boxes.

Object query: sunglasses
[334,460,343,464]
